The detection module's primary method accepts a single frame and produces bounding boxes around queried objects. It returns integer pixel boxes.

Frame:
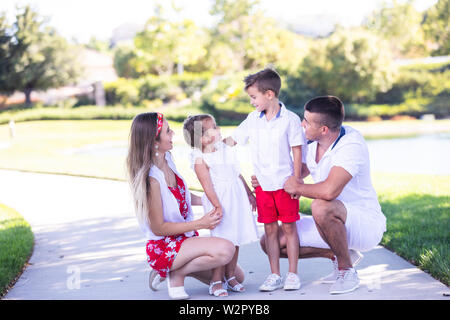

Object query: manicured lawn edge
[0,203,34,298]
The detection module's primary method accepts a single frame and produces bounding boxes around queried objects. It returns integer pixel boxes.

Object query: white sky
[1,0,438,42]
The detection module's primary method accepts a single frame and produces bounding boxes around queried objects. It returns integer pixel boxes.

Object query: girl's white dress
[191,142,259,246]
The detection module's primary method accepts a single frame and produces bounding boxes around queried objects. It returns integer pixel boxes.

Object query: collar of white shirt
[259,102,285,119]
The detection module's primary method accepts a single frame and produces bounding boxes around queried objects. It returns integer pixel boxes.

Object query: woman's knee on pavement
[212,238,235,264]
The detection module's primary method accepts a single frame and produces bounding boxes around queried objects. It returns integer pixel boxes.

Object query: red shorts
[255,186,300,224]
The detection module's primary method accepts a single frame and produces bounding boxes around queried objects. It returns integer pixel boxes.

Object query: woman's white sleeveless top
[139,152,196,240]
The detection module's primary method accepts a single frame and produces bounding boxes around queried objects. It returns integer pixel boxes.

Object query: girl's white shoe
[225,276,245,292]
[209,281,228,297]
[167,273,189,300]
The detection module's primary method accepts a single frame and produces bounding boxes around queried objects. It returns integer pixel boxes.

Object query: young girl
[183,114,259,297]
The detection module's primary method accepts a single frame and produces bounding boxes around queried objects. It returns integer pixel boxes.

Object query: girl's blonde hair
[126,112,160,229]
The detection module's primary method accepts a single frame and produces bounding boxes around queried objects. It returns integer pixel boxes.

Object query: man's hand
[284,176,302,196]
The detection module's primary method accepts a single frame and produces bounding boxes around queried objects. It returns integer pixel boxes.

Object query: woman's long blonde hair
[126,112,159,229]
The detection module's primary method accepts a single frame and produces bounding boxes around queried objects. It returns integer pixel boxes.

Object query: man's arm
[284,166,352,201]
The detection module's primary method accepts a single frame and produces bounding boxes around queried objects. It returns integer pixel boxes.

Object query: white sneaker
[321,250,363,284]
[283,272,301,290]
[259,273,283,292]
[329,268,360,295]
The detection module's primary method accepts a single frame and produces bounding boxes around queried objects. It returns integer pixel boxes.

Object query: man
[257,96,386,294]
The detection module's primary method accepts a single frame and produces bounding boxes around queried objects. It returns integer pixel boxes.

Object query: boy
[225,68,306,291]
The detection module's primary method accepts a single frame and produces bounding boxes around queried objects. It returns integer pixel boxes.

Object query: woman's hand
[198,207,222,230]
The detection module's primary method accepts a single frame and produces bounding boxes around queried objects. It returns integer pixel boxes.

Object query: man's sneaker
[283,272,301,290]
[329,268,360,294]
[259,273,283,292]
[321,250,363,284]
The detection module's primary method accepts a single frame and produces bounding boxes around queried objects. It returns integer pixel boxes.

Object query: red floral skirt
[146,233,197,278]
[146,173,198,278]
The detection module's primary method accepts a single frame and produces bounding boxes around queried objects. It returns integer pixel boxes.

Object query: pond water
[366,133,450,175]
[70,133,450,175]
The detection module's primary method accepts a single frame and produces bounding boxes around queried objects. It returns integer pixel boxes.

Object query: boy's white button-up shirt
[305,125,386,227]
[233,102,306,191]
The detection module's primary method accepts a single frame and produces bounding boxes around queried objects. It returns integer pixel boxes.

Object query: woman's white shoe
[149,269,165,291]
[167,273,189,300]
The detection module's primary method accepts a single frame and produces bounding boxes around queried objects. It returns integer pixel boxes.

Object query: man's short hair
[244,68,281,97]
[304,96,344,132]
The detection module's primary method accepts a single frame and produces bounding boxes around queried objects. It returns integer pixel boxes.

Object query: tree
[132,5,208,76]
[423,0,450,55]
[0,6,81,105]
[365,0,428,58]
[300,28,397,103]
[207,0,308,74]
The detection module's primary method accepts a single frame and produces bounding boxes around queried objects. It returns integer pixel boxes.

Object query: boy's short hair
[304,96,344,132]
[244,68,281,97]
[182,114,214,148]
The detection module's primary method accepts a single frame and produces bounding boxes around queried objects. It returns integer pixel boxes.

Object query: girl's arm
[239,174,253,196]
[190,192,203,206]
[194,158,223,217]
[239,174,257,211]
[147,177,220,236]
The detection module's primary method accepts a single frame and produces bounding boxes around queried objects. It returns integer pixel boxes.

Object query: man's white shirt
[305,125,386,229]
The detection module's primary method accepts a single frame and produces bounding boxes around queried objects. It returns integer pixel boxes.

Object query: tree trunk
[24,88,32,106]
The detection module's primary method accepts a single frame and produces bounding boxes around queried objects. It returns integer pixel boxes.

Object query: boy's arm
[292,145,302,179]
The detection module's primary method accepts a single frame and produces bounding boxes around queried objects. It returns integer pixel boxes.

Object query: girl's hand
[248,193,257,211]
[213,205,223,220]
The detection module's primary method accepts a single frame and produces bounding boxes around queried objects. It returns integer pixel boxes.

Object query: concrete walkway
[1,169,448,300]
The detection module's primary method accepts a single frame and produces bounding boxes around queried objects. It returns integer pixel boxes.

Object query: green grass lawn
[0,203,34,297]
[0,119,449,285]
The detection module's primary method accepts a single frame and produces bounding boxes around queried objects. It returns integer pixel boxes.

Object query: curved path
[0,169,448,300]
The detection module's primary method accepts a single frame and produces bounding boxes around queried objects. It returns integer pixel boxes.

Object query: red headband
[156,113,164,137]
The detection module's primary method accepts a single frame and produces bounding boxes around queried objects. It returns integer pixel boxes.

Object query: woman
[126,112,243,299]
